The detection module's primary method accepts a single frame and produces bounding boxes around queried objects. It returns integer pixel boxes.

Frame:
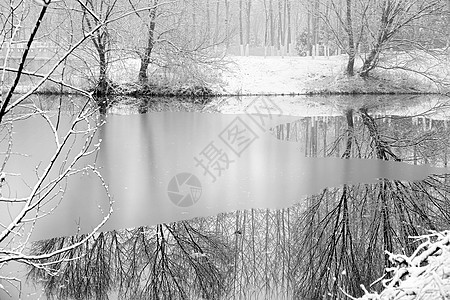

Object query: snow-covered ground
[108,53,448,96]
[217,55,347,95]
[216,54,447,95]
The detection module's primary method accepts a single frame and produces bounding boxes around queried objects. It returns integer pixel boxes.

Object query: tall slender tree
[245,0,251,56]
[345,0,355,76]
[137,0,158,84]
[78,0,119,95]
[239,0,244,55]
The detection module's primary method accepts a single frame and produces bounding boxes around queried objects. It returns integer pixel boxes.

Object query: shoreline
[7,55,450,98]
[26,88,445,98]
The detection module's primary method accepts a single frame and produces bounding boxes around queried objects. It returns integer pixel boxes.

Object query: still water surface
[1,94,450,299]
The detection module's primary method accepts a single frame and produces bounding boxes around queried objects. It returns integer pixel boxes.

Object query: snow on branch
[357,231,450,300]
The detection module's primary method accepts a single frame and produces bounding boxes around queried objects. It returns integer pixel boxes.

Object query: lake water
[1,94,450,299]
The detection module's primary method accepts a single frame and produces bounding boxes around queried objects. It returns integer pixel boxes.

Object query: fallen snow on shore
[108,54,446,95]
[217,54,447,95]
[218,55,348,95]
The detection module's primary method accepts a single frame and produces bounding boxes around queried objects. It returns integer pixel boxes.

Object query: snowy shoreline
[216,55,447,96]
[22,54,448,97]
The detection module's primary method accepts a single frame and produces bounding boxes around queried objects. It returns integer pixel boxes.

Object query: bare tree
[77,0,120,96]
[115,0,229,91]
[345,0,355,75]
[360,0,446,77]
[133,0,159,84]
[319,0,447,80]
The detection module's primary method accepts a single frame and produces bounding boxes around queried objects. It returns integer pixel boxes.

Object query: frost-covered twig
[356,231,450,300]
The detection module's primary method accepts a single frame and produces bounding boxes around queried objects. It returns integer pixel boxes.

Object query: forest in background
[0,0,449,96]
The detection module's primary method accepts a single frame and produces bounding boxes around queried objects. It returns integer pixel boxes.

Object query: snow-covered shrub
[357,231,450,300]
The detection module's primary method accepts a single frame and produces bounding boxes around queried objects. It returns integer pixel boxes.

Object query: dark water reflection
[2,94,450,300]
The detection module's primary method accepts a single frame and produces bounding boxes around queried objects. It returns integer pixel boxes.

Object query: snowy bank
[217,55,346,95]
[217,55,447,96]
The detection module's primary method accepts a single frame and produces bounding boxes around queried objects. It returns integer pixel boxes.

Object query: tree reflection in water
[29,103,450,300]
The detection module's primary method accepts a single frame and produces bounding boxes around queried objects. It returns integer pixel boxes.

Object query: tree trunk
[97,45,108,95]
[245,0,251,56]
[283,0,287,56]
[359,0,390,77]
[91,26,109,96]
[278,0,283,55]
[447,0,450,47]
[79,0,112,96]
[206,0,211,44]
[192,0,197,41]
[215,0,220,45]
[269,0,274,55]
[224,0,230,49]
[239,0,244,55]
[263,0,268,57]
[312,0,319,52]
[346,0,355,76]
[138,3,157,84]
[360,46,380,77]
[286,0,291,54]
[307,5,311,56]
